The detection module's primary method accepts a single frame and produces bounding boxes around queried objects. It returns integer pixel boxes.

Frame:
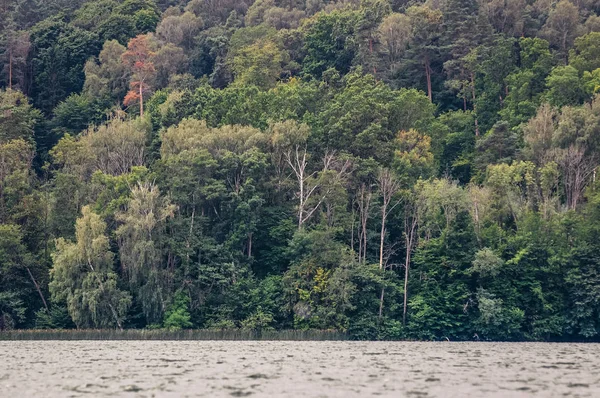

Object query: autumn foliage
[121,35,156,116]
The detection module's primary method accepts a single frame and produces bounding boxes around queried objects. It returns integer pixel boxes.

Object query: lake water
[1,341,599,397]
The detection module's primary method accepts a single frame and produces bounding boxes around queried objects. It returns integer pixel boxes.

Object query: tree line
[1,0,600,340]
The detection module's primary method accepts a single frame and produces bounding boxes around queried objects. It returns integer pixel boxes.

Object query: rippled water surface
[2,341,600,397]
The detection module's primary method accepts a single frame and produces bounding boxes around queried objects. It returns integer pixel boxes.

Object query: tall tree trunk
[139,82,144,117]
[377,170,400,269]
[402,237,411,326]
[403,209,418,326]
[298,168,304,230]
[247,232,253,258]
[186,205,195,266]
[471,73,479,136]
[357,184,372,264]
[8,49,12,89]
[378,287,385,320]
[351,207,355,253]
[379,211,386,270]
[25,265,48,312]
[369,37,377,76]
[425,55,432,102]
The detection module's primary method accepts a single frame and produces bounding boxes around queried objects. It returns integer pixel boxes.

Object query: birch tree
[116,182,175,324]
[50,206,131,329]
[272,120,351,230]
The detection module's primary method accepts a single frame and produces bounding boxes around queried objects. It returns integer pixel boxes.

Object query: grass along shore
[0,329,348,341]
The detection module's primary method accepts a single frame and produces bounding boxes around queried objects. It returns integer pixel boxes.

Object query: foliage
[3,0,600,341]
[163,290,192,330]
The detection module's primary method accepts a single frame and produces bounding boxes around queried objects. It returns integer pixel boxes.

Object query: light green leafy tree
[50,206,131,329]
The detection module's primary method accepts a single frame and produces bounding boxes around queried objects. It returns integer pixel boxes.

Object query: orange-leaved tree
[121,35,156,117]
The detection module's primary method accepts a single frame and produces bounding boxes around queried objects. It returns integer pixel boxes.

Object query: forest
[2,0,600,341]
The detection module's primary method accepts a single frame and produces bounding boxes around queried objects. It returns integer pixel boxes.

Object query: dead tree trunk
[357,183,372,263]
[286,148,351,230]
[471,72,479,137]
[377,169,401,270]
[25,265,48,312]
[402,204,418,326]
[425,55,432,102]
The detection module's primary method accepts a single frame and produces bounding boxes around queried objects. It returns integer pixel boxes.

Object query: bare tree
[285,148,351,230]
[556,145,598,210]
[375,169,402,322]
[356,183,373,263]
[378,241,400,320]
[377,168,401,270]
[402,199,419,326]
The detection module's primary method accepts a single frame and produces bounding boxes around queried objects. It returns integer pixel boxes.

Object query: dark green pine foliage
[29,18,101,114]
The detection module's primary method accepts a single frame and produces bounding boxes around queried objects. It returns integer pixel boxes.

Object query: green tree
[163,290,193,330]
[0,224,48,330]
[302,10,359,79]
[570,32,600,73]
[231,39,287,89]
[545,65,586,107]
[116,182,175,325]
[0,89,41,143]
[29,18,101,113]
[50,206,131,329]
[541,0,582,62]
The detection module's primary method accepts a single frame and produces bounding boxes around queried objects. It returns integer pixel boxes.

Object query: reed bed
[0,329,348,341]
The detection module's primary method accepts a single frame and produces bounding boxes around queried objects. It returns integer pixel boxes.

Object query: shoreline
[0,329,348,341]
[2,330,600,342]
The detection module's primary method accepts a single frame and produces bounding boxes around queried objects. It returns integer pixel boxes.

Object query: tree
[375,168,401,320]
[0,139,35,223]
[479,0,526,37]
[302,10,359,79]
[83,39,128,103]
[81,116,147,177]
[474,121,519,177]
[354,179,374,264]
[523,103,557,166]
[315,71,435,163]
[231,39,287,89]
[272,120,351,230]
[163,290,193,330]
[51,93,105,136]
[0,25,30,90]
[545,65,586,107]
[116,182,175,324]
[402,194,419,326]
[541,0,583,62]
[122,34,156,116]
[29,18,101,113]
[570,32,600,73]
[156,11,204,50]
[376,168,401,270]
[499,38,555,127]
[71,0,119,31]
[0,224,48,329]
[0,89,41,143]
[405,5,443,102]
[553,103,600,209]
[377,13,412,78]
[152,42,189,89]
[50,206,131,329]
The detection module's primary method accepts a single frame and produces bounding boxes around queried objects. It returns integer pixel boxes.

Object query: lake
[1,341,599,397]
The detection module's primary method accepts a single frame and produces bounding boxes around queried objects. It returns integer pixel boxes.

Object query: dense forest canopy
[2,0,600,340]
